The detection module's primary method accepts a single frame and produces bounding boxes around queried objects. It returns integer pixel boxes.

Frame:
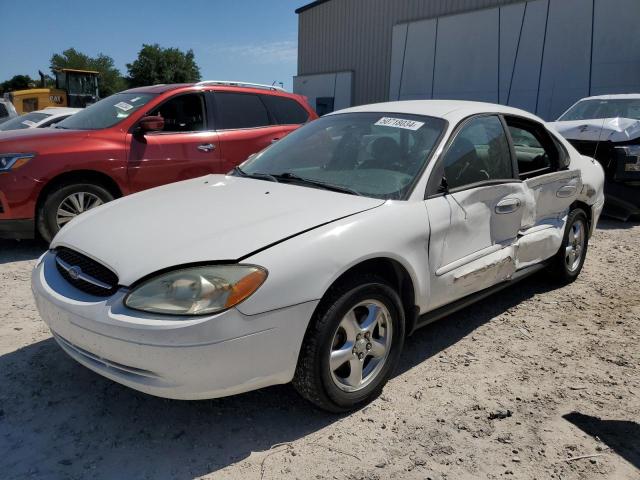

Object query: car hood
[52,174,386,285]
[0,127,89,150]
[549,117,640,143]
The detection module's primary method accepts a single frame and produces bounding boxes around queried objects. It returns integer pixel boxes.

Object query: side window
[443,115,513,190]
[149,94,206,132]
[260,95,309,125]
[0,103,7,117]
[506,120,555,177]
[214,92,270,129]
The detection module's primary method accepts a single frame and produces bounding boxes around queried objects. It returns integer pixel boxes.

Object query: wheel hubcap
[565,218,586,272]
[329,300,393,392]
[56,192,103,228]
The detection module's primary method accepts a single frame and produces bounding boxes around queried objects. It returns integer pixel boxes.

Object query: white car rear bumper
[31,252,317,400]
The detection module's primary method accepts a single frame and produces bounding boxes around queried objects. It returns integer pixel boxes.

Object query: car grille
[54,247,119,296]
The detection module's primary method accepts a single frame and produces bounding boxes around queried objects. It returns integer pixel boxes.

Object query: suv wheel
[293,274,405,412]
[38,183,114,242]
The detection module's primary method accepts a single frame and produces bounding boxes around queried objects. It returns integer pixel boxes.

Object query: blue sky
[0,0,309,91]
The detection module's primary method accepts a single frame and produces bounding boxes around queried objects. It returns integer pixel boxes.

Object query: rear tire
[549,208,589,283]
[293,274,405,412]
[37,183,114,243]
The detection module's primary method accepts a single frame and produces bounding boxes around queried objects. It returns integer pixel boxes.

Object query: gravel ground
[0,219,638,480]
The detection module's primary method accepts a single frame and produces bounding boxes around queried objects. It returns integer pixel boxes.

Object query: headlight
[124,265,267,316]
[614,145,640,172]
[0,153,34,172]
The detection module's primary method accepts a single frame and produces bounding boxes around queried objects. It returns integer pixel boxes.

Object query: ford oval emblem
[68,266,82,280]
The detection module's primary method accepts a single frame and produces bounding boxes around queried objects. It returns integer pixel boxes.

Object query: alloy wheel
[565,218,586,272]
[329,300,393,392]
[56,192,104,228]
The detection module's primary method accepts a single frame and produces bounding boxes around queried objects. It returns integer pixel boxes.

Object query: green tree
[50,48,127,97]
[0,74,35,94]
[126,44,201,87]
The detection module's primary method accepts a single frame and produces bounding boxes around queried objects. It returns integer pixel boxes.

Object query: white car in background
[549,94,640,220]
[0,107,81,131]
[32,100,604,412]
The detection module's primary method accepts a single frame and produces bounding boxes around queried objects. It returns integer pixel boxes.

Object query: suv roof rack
[195,80,286,92]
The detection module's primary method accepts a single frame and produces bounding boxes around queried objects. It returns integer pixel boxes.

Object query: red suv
[0,81,317,241]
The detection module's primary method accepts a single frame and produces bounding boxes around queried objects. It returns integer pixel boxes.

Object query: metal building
[294,0,640,120]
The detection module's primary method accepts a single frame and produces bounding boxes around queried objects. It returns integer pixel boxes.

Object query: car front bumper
[31,251,317,400]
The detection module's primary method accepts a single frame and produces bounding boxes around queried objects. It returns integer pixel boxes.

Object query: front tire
[550,208,589,283]
[293,274,405,412]
[37,183,114,242]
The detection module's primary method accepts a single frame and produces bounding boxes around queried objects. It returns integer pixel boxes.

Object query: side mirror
[138,115,164,134]
[438,176,449,194]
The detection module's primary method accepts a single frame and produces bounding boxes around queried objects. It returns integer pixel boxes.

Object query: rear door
[127,92,220,192]
[212,91,284,172]
[425,115,531,309]
[504,116,581,267]
[260,93,311,138]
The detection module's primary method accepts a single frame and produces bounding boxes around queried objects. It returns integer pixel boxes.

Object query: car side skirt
[410,262,548,334]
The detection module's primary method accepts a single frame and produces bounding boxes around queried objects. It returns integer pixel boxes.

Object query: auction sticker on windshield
[375,117,425,130]
[114,102,134,112]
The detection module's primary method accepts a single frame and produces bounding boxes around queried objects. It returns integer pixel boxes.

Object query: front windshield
[0,112,50,131]
[559,99,640,121]
[56,93,156,130]
[241,112,446,200]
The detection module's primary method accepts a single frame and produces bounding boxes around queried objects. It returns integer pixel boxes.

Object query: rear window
[261,95,309,125]
[214,92,270,129]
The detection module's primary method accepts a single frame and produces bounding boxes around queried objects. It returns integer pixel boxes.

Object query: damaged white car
[550,94,640,220]
[32,100,604,412]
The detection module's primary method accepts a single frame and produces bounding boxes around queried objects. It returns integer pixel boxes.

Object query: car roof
[123,83,296,97]
[331,100,546,124]
[574,93,640,101]
[39,107,82,115]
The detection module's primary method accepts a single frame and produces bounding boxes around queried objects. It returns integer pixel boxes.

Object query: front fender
[237,201,431,316]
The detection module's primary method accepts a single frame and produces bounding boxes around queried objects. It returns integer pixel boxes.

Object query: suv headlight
[124,265,267,316]
[0,153,34,172]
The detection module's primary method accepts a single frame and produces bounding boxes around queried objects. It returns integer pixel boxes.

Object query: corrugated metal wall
[297,0,527,106]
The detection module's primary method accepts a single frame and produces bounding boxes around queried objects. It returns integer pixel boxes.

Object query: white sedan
[0,107,81,131]
[32,100,605,411]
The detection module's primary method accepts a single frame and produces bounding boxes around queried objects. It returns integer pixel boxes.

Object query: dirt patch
[0,219,638,479]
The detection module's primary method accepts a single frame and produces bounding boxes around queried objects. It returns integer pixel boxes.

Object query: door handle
[197,143,215,152]
[495,198,521,214]
[271,138,280,144]
[556,185,577,198]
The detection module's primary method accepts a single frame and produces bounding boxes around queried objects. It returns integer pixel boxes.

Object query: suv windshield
[559,99,640,121]
[240,112,446,200]
[56,93,156,130]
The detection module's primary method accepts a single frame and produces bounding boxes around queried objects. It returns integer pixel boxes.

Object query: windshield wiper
[54,125,69,129]
[274,172,362,196]
[232,166,279,183]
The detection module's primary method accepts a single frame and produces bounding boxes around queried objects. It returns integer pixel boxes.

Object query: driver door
[127,92,220,193]
[425,115,531,310]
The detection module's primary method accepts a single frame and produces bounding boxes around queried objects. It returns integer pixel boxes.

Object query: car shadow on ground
[397,271,556,376]
[597,216,640,230]
[563,412,640,470]
[0,273,557,479]
[0,239,47,265]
